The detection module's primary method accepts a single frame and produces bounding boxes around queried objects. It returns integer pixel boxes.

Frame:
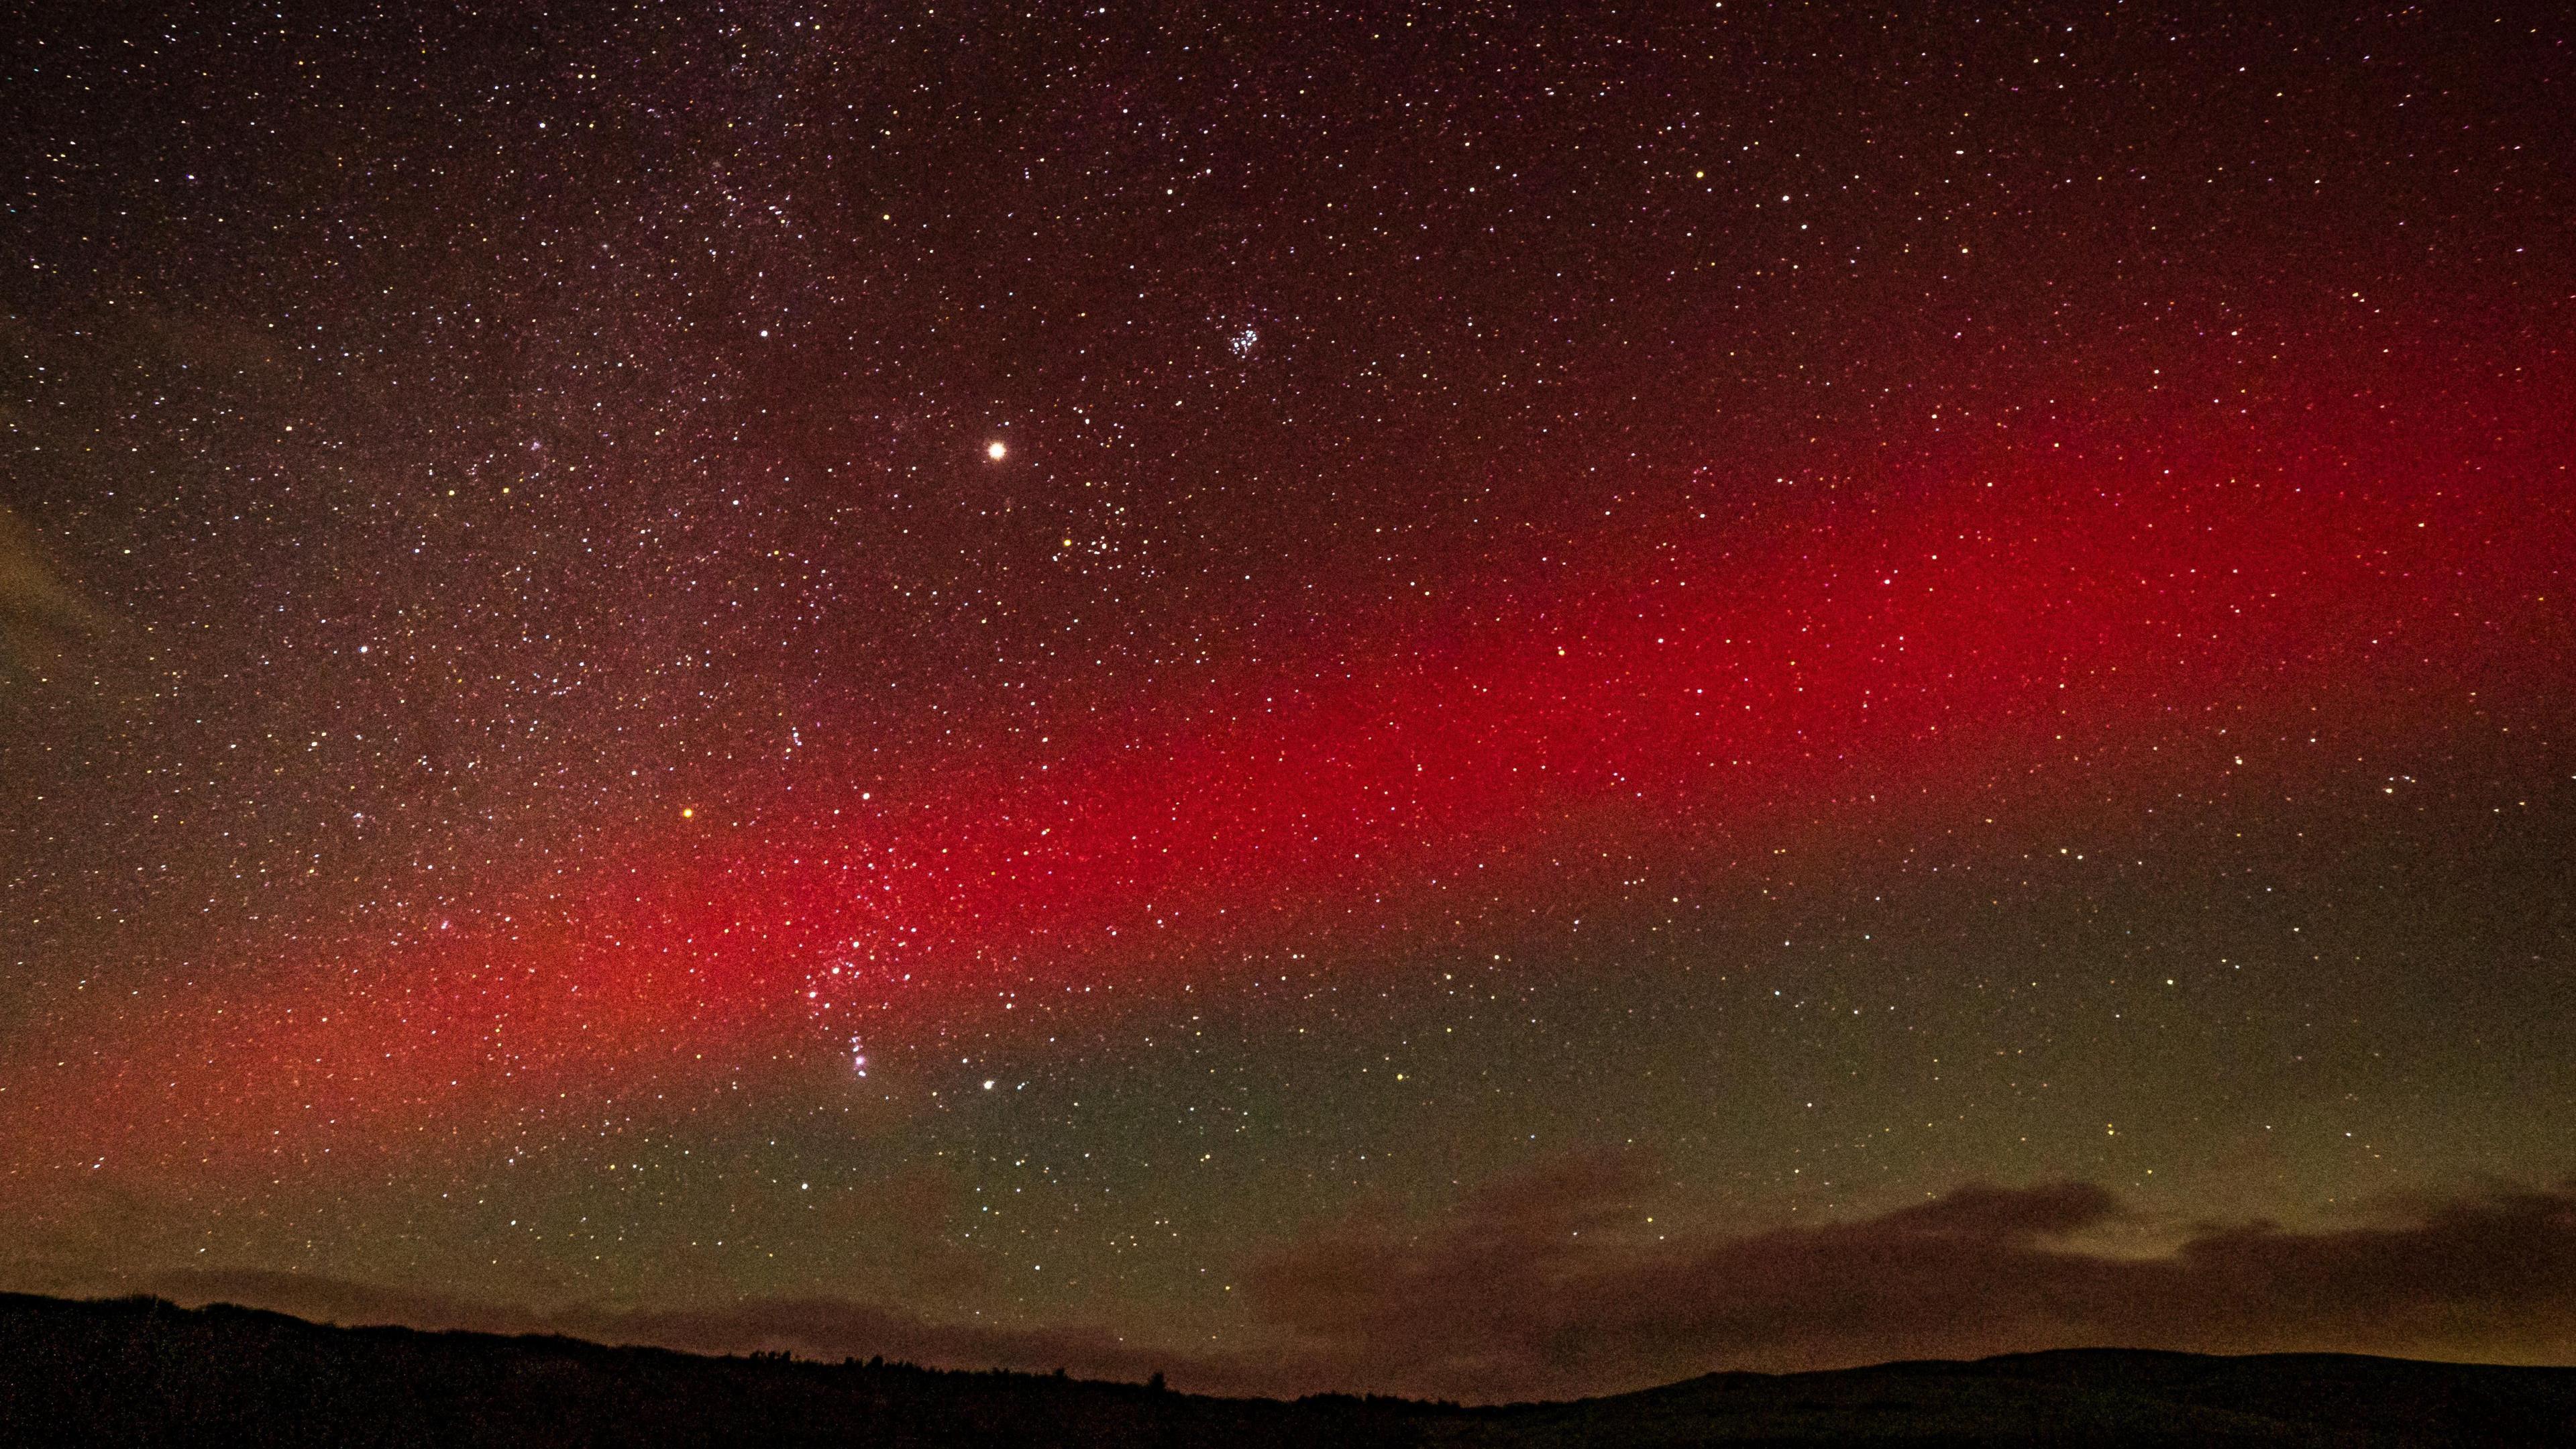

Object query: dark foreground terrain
[1,1292,2569,1446]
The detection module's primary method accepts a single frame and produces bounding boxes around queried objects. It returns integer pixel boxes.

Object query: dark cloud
[1244,1159,2576,1401]
[0,506,107,674]
[11,1165,2573,1405]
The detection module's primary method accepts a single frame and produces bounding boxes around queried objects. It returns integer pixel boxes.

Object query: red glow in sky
[15,388,2566,1185]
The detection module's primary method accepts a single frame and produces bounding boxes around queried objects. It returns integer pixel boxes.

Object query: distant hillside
[1,1291,2569,1446]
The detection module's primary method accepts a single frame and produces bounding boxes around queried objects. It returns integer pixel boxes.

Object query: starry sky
[5,0,2574,1402]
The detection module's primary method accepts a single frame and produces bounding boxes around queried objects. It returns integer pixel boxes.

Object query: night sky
[5,0,2574,1402]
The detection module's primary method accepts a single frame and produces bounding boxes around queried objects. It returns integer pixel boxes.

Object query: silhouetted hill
[1,1291,2569,1446]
